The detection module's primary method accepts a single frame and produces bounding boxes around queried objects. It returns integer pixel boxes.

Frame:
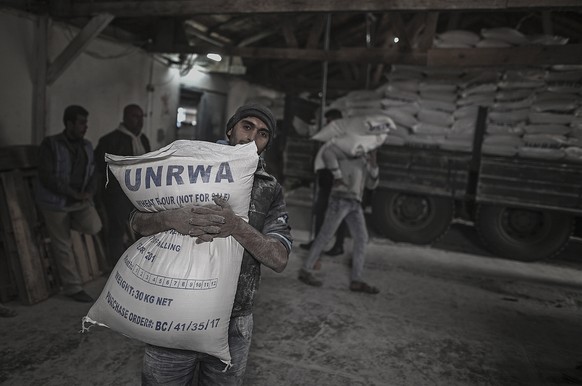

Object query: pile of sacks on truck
[319,28,582,163]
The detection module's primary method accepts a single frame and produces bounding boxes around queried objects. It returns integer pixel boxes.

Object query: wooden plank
[371,13,402,85]
[32,15,48,145]
[158,43,582,66]
[377,145,471,198]
[0,145,39,171]
[480,157,582,185]
[0,187,21,302]
[428,44,582,66]
[305,15,326,49]
[281,19,299,48]
[71,230,92,283]
[508,0,581,6]
[90,234,110,272]
[183,22,227,47]
[0,171,49,304]
[416,12,439,51]
[477,156,582,213]
[542,10,553,35]
[38,231,61,293]
[47,13,114,85]
[0,234,18,302]
[161,44,429,64]
[477,190,582,214]
[56,0,582,17]
[238,30,277,47]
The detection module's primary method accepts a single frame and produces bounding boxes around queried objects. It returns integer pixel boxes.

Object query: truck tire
[371,190,454,244]
[475,204,574,262]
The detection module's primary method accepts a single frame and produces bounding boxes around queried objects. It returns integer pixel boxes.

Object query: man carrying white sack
[298,141,381,294]
[131,103,292,385]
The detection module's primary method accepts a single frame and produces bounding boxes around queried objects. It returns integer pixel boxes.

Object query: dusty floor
[1,188,582,386]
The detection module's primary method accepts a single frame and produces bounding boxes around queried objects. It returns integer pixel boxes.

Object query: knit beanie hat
[225,103,277,142]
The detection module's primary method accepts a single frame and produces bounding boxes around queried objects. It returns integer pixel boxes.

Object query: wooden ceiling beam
[428,44,582,66]
[416,12,439,51]
[47,13,114,85]
[305,15,326,49]
[158,44,427,64]
[371,13,402,85]
[51,1,582,18]
[281,19,299,48]
[151,44,582,66]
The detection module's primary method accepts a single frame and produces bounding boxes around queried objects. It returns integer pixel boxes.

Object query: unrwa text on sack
[124,162,235,191]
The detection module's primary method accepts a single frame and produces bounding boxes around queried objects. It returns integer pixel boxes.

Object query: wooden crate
[71,232,106,282]
[0,170,51,304]
[0,236,18,302]
[0,144,108,304]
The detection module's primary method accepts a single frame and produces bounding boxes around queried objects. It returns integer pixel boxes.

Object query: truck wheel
[475,204,574,261]
[372,190,454,244]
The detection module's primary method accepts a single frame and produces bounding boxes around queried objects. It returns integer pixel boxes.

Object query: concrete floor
[1,187,582,386]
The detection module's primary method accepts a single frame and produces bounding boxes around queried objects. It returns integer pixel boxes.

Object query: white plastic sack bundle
[457,93,495,107]
[523,134,568,148]
[452,117,476,133]
[419,99,457,113]
[312,114,395,142]
[435,30,481,46]
[405,134,446,148]
[523,124,572,135]
[564,146,582,162]
[83,140,259,367]
[529,111,573,125]
[488,108,529,124]
[487,123,525,136]
[331,133,388,156]
[480,27,529,45]
[492,96,534,111]
[383,108,418,129]
[411,122,450,135]
[518,147,565,160]
[417,109,454,127]
[528,34,569,46]
[483,134,524,148]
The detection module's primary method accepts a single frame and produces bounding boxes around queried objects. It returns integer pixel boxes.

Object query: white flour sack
[312,114,395,142]
[82,140,259,367]
[331,133,388,156]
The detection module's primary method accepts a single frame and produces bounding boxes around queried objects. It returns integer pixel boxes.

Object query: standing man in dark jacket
[132,104,292,385]
[36,105,102,302]
[94,104,150,266]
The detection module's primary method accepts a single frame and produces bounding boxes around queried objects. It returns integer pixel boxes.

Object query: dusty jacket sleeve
[262,183,293,254]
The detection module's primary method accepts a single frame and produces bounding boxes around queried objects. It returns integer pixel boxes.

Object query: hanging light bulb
[206,53,222,62]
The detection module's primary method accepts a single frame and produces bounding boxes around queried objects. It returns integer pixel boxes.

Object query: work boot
[349,281,379,294]
[298,268,322,287]
[324,245,344,256]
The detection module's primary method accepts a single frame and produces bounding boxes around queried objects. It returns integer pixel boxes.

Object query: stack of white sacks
[325,27,582,162]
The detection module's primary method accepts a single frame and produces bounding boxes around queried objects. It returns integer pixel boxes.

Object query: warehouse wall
[0,10,180,150]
